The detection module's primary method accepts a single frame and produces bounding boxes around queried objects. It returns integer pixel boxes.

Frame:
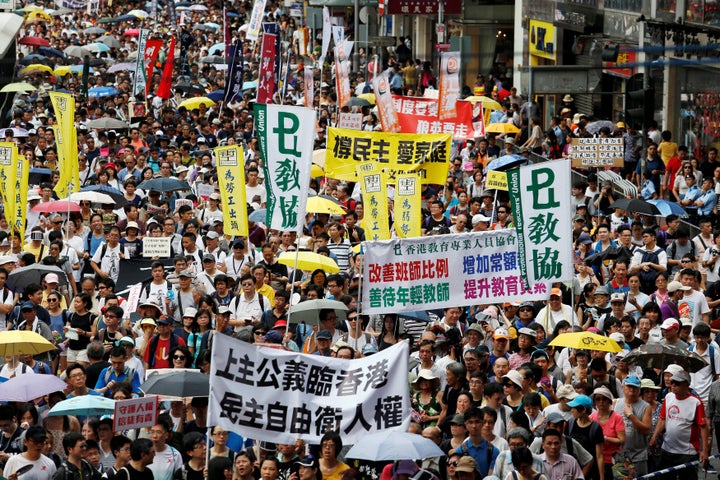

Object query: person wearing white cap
[650,367,709,478]
[659,318,687,349]
[613,375,652,477]
[197,192,224,225]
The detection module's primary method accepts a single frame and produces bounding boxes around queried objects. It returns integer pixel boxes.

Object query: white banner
[246,0,267,42]
[361,230,547,314]
[142,237,171,258]
[208,334,410,444]
[507,159,574,289]
[255,104,315,233]
[132,29,149,96]
[320,6,331,64]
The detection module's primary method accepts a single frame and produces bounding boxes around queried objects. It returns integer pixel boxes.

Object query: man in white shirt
[535,288,578,333]
[147,416,183,480]
[2,425,56,480]
[230,274,265,333]
[678,268,711,327]
[245,167,266,207]
[91,226,125,283]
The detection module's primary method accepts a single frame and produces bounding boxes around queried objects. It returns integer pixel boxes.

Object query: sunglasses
[448,462,459,467]
[173,355,185,360]
[254,331,267,336]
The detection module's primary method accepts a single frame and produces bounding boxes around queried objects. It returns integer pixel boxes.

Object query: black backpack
[639,247,662,293]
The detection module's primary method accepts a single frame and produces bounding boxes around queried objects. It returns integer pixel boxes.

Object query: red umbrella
[18,36,50,47]
[30,200,81,214]
[123,29,140,37]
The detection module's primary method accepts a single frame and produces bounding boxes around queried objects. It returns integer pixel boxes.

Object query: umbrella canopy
[88,86,120,98]
[623,343,707,373]
[86,118,130,129]
[207,89,224,101]
[69,191,115,204]
[81,185,128,205]
[117,14,139,21]
[25,10,51,22]
[199,55,225,64]
[288,299,348,325]
[0,374,67,402]
[175,82,206,95]
[63,45,90,58]
[19,53,49,64]
[8,264,68,291]
[486,122,521,134]
[585,120,618,135]
[97,35,122,48]
[464,95,503,111]
[48,396,115,417]
[189,4,208,10]
[312,149,326,168]
[277,251,340,273]
[140,371,209,397]
[38,46,64,58]
[346,97,371,107]
[0,330,56,357]
[20,64,53,75]
[127,9,148,18]
[178,97,216,110]
[18,36,50,47]
[97,16,116,24]
[610,198,661,216]
[307,196,347,215]
[137,178,192,192]
[208,42,225,55]
[358,92,376,104]
[107,62,135,73]
[124,29,140,36]
[86,42,110,53]
[83,26,106,35]
[484,154,529,173]
[30,200,80,213]
[648,199,687,217]
[0,82,37,93]
[0,128,28,138]
[53,65,72,76]
[248,208,266,223]
[549,331,622,353]
[345,431,446,461]
[583,245,633,267]
[242,80,258,91]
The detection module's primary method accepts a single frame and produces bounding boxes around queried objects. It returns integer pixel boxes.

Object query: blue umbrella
[226,11,239,17]
[137,178,192,192]
[648,199,688,217]
[19,54,49,64]
[117,14,138,21]
[175,1,191,5]
[484,154,529,173]
[249,208,266,223]
[88,86,119,98]
[242,80,258,91]
[48,396,115,417]
[38,46,64,58]
[71,65,93,74]
[399,310,431,322]
[208,42,225,55]
[207,89,224,101]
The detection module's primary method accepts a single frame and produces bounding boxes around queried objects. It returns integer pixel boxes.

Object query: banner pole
[491,190,498,226]
[204,426,211,479]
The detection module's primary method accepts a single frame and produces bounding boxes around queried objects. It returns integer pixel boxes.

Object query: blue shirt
[697,189,718,215]
[640,180,656,200]
[455,438,499,477]
[95,366,142,397]
[684,184,702,202]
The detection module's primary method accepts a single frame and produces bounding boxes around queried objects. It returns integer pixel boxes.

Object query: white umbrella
[68,191,115,204]
[189,4,208,10]
[345,431,446,461]
[288,299,348,325]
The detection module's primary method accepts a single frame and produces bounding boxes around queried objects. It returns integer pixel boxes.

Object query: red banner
[144,39,163,97]
[393,95,481,140]
[156,37,175,99]
[257,33,277,104]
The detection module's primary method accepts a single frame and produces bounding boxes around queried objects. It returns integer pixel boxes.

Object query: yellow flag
[11,156,29,239]
[215,144,248,236]
[394,173,422,238]
[0,143,17,225]
[360,168,390,241]
[49,92,77,195]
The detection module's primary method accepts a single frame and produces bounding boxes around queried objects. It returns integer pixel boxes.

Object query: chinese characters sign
[361,230,547,314]
[257,33,277,104]
[246,0,267,42]
[485,170,508,191]
[255,104,315,233]
[360,169,390,241]
[373,69,401,133]
[0,143,15,232]
[335,41,353,109]
[394,173,422,238]
[386,0,461,15]
[114,396,158,431]
[570,137,624,168]
[132,29,150,96]
[215,145,249,236]
[438,52,460,121]
[325,128,451,185]
[507,159,573,289]
[529,20,556,61]
[50,92,78,199]
[393,95,479,140]
[208,334,410,444]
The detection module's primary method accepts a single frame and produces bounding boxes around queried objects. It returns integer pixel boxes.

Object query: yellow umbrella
[549,332,622,353]
[277,251,340,273]
[464,95,503,111]
[312,148,326,168]
[25,10,52,22]
[0,330,56,356]
[53,66,72,76]
[0,82,37,93]
[178,97,216,110]
[358,92,376,105]
[20,64,53,76]
[485,123,521,135]
[311,164,324,178]
[306,196,346,215]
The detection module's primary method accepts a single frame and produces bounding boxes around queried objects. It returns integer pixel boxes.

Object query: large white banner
[362,230,547,314]
[246,0,267,42]
[507,159,574,289]
[254,104,315,233]
[208,334,410,444]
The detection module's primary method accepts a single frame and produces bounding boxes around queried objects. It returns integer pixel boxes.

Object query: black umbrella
[623,343,707,373]
[7,265,68,292]
[137,178,192,192]
[81,185,129,206]
[610,198,661,216]
[140,370,209,397]
[174,82,206,95]
[346,97,371,107]
[583,246,633,267]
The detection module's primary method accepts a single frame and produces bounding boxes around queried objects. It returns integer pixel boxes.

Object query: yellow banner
[0,143,15,220]
[325,128,451,185]
[528,20,556,61]
[49,92,78,196]
[360,168,390,241]
[485,170,508,191]
[11,156,29,239]
[215,145,249,236]
[394,173,422,238]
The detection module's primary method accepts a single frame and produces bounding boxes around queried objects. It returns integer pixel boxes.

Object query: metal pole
[353,0,359,72]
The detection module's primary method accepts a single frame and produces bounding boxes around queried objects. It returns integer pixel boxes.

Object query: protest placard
[142,237,171,258]
[570,137,624,168]
[208,335,410,444]
[114,396,158,431]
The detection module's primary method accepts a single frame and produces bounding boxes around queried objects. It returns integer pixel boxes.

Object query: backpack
[667,239,696,263]
[589,374,619,398]
[638,247,662,292]
[103,365,136,385]
[689,344,716,377]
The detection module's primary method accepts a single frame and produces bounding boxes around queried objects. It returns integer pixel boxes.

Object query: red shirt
[143,335,186,369]
[666,155,682,188]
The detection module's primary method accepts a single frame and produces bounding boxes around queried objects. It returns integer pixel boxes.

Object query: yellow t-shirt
[658,141,678,166]
[22,242,46,262]
[321,462,351,480]
[256,283,275,308]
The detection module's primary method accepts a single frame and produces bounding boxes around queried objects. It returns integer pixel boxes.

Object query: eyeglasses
[241,282,254,287]
[348,317,358,321]
[173,355,185,360]
[69,373,85,379]
[254,331,267,336]
[681,260,691,264]
[47,298,58,302]
[448,461,459,467]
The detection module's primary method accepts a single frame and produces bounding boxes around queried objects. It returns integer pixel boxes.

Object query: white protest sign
[142,237,172,258]
[195,182,215,199]
[338,113,363,130]
[114,396,158,431]
[208,334,410,444]
[361,230,548,314]
[174,198,194,210]
[124,283,143,319]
